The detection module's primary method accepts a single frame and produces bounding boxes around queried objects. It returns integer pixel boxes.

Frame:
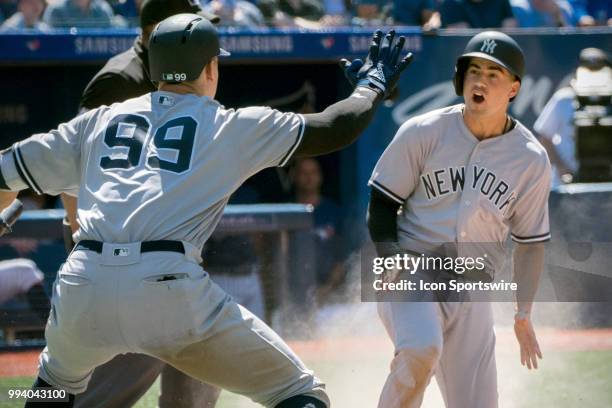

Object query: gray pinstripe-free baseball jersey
[369,104,552,277]
[0,91,304,249]
[0,92,331,406]
[370,104,552,408]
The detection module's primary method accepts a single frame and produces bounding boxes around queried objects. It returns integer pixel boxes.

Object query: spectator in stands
[534,47,611,187]
[510,0,576,27]
[0,259,49,320]
[0,0,18,23]
[351,0,386,26]
[205,0,265,27]
[0,259,44,304]
[317,0,349,26]
[586,0,611,25]
[108,0,140,26]
[258,0,325,27]
[391,0,440,29]
[568,0,596,26]
[440,0,517,28]
[1,0,48,30]
[42,0,116,28]
[290,158,347,304]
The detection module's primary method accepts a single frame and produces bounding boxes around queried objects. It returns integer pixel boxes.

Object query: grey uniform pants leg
[160,364,221,408]
[377,301,498,408]
[76,354,221,408]
[74,354,164,408]
[40,248,328,408]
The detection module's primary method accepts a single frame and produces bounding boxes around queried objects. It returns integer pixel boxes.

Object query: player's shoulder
[228,105,300,125]
[512,120,551,169]
[394,104,461,139]
[234,105,280,118]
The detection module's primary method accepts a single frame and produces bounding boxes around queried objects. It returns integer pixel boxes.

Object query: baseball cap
[140,0,220,27]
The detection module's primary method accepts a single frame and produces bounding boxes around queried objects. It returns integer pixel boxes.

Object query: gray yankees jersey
[369,104,552,275]
[0,91,304,249]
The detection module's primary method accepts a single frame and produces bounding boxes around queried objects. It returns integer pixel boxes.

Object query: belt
[75,240,185,254]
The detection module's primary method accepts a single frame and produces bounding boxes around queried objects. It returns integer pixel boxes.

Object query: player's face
[463,57,520,117]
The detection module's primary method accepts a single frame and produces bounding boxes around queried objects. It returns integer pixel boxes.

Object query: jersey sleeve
[232,106,305,172]
[0,113,88,195]
[510,156,552,244]
[368,120,425,205]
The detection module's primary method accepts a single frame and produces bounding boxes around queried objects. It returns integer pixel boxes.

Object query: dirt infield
[2,328,611,378]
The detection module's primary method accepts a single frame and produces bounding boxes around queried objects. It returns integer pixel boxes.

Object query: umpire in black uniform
[62,0,222,407]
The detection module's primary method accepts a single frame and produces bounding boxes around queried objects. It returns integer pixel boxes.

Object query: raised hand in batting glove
[341,30,412,98]
[339,58,364,88]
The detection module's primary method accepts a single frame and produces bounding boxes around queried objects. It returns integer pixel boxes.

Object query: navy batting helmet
[148,13,230,84]
[453,31,525,101]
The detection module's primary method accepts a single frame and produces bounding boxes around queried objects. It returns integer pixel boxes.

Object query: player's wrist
[514,309,531,321]
[357,79,386,97]
[354,86,385,103]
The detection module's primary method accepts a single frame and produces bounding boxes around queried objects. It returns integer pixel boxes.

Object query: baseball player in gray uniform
[0,15,412,408]
[367,31,551,408]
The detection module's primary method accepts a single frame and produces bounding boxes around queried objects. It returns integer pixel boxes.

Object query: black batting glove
[340,29,382,88]
[340,58,364,88]
[350,30,412,98]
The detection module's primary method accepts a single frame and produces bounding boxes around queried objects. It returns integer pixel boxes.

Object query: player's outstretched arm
[296,30,413,157]
[512,242,545,370]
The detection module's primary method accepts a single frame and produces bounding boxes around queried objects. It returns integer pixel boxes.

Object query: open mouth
[472,92,485,104]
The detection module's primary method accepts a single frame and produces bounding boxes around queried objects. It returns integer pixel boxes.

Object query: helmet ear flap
[453,58,468,97]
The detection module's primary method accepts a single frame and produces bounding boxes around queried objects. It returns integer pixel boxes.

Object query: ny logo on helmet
[480,39,497,54]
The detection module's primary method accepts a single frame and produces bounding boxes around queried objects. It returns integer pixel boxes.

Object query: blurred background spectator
[0,0,608,28]
[585,0,611,25]
[391,0,440,29]
[0,0,18,24]
[510,0,577,27]
[534,47,611,187]
[0,190,66,297]
[440,0,517,29]
[43,0,116,28]
[1,0,48,29]
[0,259,46,305]
[108,0,139,26]
[205,0,265,27]
[0,258,50,343]
[257,0,325,27]
[290,158,348,305]
[351,0,386,27]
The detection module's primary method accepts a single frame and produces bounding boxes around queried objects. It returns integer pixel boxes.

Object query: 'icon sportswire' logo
[480,39,497,54]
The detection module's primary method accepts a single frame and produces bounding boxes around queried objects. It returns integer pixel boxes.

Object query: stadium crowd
[0,0,610,30]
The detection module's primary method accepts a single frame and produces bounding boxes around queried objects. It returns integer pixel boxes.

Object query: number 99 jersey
[0,91,305,249]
